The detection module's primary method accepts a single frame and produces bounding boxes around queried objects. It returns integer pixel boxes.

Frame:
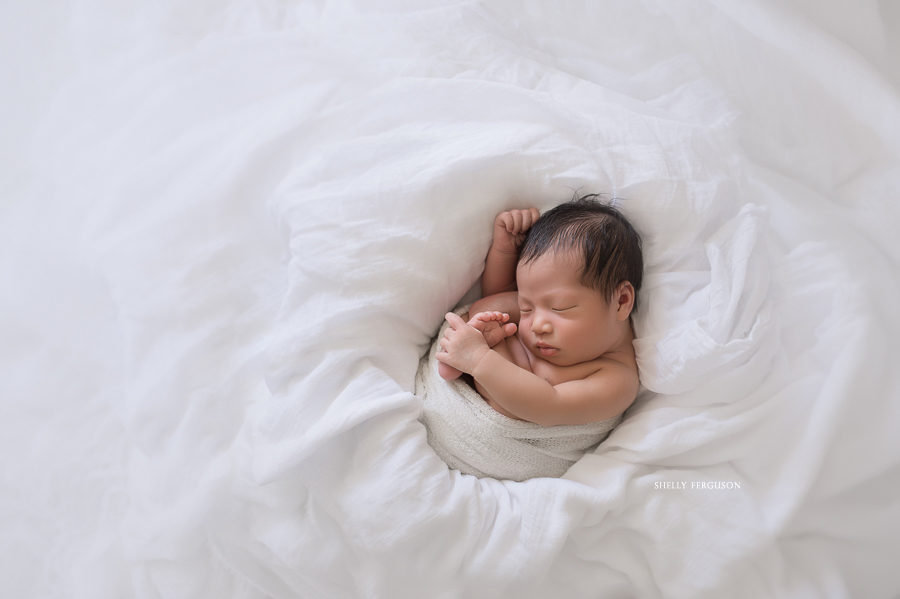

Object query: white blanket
[2,1,900,598]
[416,308,622,481]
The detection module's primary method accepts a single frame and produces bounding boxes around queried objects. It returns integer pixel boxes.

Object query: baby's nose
[531,314,553,333]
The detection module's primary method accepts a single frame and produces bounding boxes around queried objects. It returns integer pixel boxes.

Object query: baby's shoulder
[586,351,640,395]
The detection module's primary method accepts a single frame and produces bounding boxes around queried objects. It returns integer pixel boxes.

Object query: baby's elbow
[470,292,519,322]
[530,414,559,427]
[469,296,496,316]
[530,393,565,427]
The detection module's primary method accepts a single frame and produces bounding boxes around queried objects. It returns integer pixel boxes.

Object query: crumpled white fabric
[2,1,899,598]
[634,202,776,396]
[416,308,623,482]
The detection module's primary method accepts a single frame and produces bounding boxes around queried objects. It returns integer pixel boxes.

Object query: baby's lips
[535,342,559,356]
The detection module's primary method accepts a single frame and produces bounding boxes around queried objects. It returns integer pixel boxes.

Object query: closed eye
[552,306,576,312]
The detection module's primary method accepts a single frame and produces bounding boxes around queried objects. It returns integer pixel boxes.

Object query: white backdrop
[2,1,900,598]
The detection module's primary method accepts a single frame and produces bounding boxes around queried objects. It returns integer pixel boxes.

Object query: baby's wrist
[489,238,519,257]
[470,347,495,379]
[489,245,518,258]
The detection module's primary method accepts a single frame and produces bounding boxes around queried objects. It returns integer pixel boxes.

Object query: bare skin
[436,209,639,427]
[437,208,538,381]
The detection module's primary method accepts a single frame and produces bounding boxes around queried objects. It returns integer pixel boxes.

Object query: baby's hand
[438,311,516,380]
[468,311,517,348]
[493,208,541,255]
[436,313,493,376]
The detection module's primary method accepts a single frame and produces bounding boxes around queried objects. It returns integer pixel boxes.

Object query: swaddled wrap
[416,309,622,481]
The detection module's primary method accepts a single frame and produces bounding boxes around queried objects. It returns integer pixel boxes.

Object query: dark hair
[519,194,643,311]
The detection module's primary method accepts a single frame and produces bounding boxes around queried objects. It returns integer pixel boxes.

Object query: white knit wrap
[416,311,622,482]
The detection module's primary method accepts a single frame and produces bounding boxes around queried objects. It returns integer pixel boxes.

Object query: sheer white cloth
[2,1,899,598]
[416,307,622,482]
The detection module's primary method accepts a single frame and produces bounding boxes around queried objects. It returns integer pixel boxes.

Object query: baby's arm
[437,311,517,380]
[471,352,638,426]
[482,208,540,296]
[439,208,536,380]
[437,314,638,425]
[469,291,520,325]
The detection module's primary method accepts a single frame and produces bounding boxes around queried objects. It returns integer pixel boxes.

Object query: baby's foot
[438,362,464,380]
[468,311,517,348]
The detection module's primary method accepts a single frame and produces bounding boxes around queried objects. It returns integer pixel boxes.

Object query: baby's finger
[496,212,514,231]
[511,210,523,233]
[445,312,467,330]
[519,210,531,230]
[440,331,455,350]
[506,212,517,233]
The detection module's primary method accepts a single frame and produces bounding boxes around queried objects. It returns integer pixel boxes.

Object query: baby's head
[520,195,643,309]
[514,195,643,364]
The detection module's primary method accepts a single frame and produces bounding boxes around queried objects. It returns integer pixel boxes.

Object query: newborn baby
[436,195,643,427]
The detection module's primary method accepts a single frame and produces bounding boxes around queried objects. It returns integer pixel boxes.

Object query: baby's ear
[614,282,635,321]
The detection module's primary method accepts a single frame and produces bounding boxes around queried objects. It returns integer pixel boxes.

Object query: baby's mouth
[534,342,558,357]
